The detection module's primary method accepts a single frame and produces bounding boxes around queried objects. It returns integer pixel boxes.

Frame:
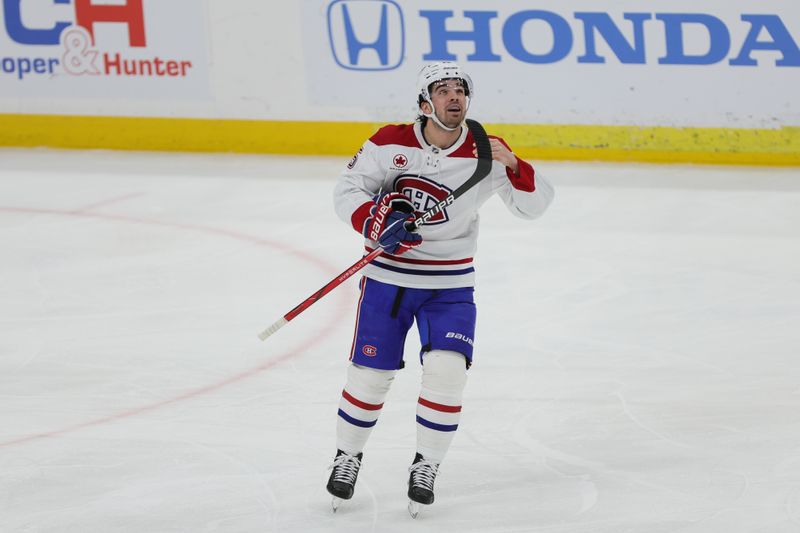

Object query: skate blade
[332,497,343,513]
[408,500,421,519]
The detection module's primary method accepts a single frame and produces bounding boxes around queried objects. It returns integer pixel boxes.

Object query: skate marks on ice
[1,151,800,532]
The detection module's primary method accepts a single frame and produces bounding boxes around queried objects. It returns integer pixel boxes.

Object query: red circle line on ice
[0,202,347,448]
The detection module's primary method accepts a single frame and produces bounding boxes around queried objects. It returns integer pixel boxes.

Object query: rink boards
[1,1,799,165]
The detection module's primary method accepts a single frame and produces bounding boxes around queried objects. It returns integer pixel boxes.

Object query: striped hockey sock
[336,364,395,455]
[416,350,467,463]
[416,390,462,463]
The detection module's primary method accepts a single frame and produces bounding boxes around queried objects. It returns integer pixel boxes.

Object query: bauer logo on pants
[446,331,474,347]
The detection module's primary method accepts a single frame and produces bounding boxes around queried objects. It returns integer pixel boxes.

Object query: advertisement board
[0,1,797,164]
[304,0,800,127]
[0,0,209,99]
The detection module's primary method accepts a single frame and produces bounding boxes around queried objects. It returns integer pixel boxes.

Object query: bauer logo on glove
[363,192,423,255]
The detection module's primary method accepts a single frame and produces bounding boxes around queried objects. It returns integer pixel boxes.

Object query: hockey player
[326,62,554,516]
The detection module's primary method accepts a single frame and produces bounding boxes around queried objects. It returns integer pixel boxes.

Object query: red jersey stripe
[343,390,384,411]
[447,130,477,159]
[351,201,374,233]
[369,124,421,148]
[418,396,462,413]
[348,279,368,361]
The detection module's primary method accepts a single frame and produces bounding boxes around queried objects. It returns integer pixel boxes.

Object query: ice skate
[407,453,439,518]
[326,450,363,512]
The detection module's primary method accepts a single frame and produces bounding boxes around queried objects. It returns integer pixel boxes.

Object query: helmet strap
[421,96,470,133]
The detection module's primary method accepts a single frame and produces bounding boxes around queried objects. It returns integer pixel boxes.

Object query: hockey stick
[257,118,493,341]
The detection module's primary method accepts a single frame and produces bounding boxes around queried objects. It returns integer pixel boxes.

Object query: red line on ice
[0,205,347,448]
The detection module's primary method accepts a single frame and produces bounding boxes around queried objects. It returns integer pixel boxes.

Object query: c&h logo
[327,0,405,71]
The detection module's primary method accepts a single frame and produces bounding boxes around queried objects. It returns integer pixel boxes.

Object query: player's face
[429,79,467,129]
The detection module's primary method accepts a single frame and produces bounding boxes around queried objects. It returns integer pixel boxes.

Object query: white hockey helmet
[417,61,474,103]
[416,62,473,131]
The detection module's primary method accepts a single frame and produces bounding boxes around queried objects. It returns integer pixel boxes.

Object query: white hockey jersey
[334,121,554,289]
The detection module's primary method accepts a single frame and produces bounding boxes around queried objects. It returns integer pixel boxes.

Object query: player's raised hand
[473,138,519,174]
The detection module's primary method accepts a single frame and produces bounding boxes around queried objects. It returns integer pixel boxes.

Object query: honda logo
[327,0,405,71]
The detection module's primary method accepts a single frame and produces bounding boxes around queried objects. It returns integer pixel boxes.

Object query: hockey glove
[363,192,422,255]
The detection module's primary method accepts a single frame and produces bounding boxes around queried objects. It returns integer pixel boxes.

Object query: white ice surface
[1,149,799,532]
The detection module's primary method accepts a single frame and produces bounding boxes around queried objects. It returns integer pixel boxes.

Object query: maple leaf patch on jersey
[394,174,453,225]
[392,154,409,169]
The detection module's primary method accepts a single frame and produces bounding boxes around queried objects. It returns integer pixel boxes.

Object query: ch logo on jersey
[394,175,452,225]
